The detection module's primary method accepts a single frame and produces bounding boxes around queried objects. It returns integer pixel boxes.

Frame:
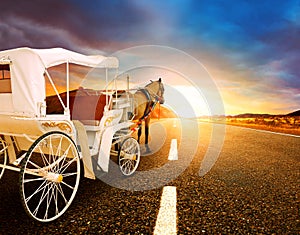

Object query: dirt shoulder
[198,117,300,136]
[226,122,300,136]
[226,116,300,136]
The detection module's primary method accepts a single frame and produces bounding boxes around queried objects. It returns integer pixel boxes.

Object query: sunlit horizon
[44,62,298,117]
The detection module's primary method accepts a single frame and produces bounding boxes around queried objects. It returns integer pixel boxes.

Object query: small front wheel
[118,137,140,176]
[19,131,80,222]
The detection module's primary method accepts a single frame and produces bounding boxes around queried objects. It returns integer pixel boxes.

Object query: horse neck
[145,82,159,96]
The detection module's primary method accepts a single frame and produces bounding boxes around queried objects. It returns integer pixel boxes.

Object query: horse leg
[145,117,151,153]
[137,123,142,143]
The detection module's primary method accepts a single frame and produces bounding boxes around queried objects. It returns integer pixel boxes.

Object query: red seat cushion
[46,88,109,121]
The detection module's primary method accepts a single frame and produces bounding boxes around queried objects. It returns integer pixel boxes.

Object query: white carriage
[0,47,140,222]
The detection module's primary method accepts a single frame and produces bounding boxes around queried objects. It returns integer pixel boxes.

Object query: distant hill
[286,110,300,116]
[228,109,300,118]
[232,113,272,118]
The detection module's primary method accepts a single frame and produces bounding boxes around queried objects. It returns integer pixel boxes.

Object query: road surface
[0,119,299,234]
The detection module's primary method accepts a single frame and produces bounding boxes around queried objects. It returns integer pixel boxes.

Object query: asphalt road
[0,119,299,234]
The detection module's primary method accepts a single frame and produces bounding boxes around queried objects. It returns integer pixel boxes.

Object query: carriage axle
[41,171,63,183]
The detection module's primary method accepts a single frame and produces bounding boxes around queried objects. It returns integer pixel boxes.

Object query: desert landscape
[153,105,300,136]
[225,110,300,135]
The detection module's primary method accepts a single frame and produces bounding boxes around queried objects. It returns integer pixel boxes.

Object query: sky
[0,0,299,115]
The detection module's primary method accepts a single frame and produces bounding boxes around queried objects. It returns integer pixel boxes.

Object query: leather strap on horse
[140,88,154,120]
[132,88,158,128]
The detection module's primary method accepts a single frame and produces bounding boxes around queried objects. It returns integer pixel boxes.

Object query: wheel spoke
[126,160,133,170]
[56,143,73,173]
[129,160,135,168]
[55,136,63,160]
[23,177,45,183]
[25,180,47,203]
[52,135,63,172]
[126,162,132,174]
[0,137,7,179]
[122,160,131,174]
[49,135,55,165]
[124,164,130,174]
[54,184,59,215]
[61,180,75,190]
[62,172,78,177]
[32,182,50,216]
[38,145,50,169]
[26,159,42,170]
[56,183,69,204]
[44,183,56,220]
[59,156,78,175]
[49,135,57,172]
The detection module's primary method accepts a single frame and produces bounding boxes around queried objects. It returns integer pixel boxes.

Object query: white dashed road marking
[154,186,177,235]
[168,139,178,160]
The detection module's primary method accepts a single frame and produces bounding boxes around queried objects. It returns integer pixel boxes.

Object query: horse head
[146,78,165,104]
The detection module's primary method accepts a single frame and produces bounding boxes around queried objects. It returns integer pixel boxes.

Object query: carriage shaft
[0,164,43,177]
[0,164,20,172]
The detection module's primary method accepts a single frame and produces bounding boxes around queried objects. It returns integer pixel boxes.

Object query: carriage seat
[46,87,109,125]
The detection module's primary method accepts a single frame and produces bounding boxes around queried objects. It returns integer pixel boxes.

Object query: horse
[129,78,165,152]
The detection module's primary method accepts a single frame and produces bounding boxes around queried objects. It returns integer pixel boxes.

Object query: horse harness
[138,88,155,121]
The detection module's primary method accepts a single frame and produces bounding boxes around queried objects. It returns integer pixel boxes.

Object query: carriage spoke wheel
[118,137,140,176]
[19,131,80,222]
[0,136,8,180]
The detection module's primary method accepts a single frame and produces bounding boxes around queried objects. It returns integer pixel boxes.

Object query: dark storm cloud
[0,0,156,52]
[0,0,88,50]
[0,0,299,113]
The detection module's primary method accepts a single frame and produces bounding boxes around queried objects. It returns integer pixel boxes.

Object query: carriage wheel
[0,136,8,180]
[118,137,140,176]
[19,131,80,222]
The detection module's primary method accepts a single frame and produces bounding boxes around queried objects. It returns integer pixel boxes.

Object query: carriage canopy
[0,47,118,117]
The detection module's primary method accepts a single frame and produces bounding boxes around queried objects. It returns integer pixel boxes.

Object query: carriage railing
[44,63,115,119]
[44,68,69,117]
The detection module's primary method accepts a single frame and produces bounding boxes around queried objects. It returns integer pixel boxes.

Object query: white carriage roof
[0,47,119,68]
[0,47,119,117]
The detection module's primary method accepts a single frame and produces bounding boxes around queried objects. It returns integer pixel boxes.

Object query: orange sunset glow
[1,2,300,234]
[1,1,297,116]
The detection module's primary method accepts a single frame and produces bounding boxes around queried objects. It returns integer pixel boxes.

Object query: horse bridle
[145,82,164,104]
